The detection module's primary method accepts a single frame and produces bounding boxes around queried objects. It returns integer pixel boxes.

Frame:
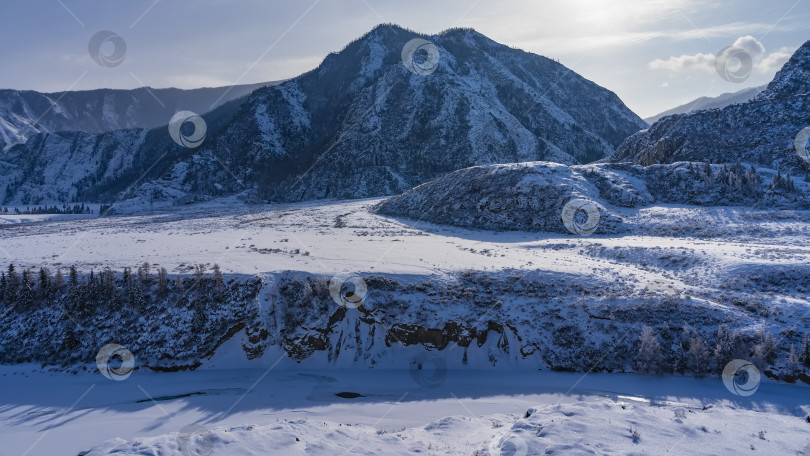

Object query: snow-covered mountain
[613,40,810,173]
[643,85,765,124]
[0,93,251,205]
[0,25,646,206]
[0,82,279,152]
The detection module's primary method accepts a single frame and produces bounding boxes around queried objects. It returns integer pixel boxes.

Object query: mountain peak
[757,40,810,99]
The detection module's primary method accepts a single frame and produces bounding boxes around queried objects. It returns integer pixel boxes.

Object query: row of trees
[0,204,94,215]
[0,262,226,315]
[637,324,810,376]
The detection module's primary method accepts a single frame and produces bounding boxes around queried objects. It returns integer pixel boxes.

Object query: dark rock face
[0,25,645,205]
[612,41,810,175]
[0,271,786,377]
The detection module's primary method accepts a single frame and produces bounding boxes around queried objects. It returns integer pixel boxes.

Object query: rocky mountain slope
[613,41,810,174]
[0,93,251,205]
[644,85,765,124]
[0,82,278,152]
[0,25,646,206]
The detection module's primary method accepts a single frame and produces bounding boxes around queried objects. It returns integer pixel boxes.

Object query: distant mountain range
[644,85,766,124]
[0,24,646,207]
[0,82,281,152]
[613,40,810,175]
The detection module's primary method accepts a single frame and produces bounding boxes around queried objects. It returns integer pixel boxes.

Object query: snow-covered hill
[0,25,646,206]
[0,82,279,152]
[613,40,810,174]
[375,160,809,233]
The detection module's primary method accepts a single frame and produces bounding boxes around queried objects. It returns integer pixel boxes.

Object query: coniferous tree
[69,265,78,289]
[19,268,35,310]
[129,279,145,312]
[212,264,225,300]
[5,264,18,304]
[38,267,51,301]
[157,268,169,296]
[99,268,118,312]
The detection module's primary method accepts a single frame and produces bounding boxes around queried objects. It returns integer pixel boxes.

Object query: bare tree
[637,325,663,374]
[174,274,184,293]
[752,327,777,370]
[687,336,709,376]
[786,344,802,376]
[137,262,151,284]
[194,264,207,282]
[713,325,747,373]
[52,268,64,294]
[801,334,810,368]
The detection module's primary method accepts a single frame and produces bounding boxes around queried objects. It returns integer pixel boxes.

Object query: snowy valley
[0,10,809,456]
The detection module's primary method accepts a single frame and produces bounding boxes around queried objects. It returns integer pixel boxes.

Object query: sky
[0,0,807,118]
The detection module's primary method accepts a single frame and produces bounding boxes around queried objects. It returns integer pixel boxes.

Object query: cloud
[648,36,795,76]
[730,36,765,60]
[648,52,716,73]
[758,48,792,72]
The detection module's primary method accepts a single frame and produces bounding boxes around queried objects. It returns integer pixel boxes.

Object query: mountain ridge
[644,85,765,124]
[612,40,810,174]
[0,81,282,152]
[0,24,646,206]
